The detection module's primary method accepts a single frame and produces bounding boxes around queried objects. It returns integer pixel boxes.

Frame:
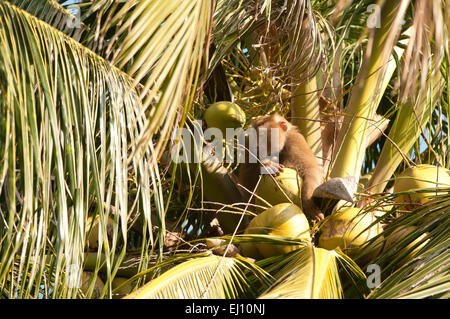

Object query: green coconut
[86,215,115,251]
[318,207,382,255]
[204,101,246,136]
[394,165,450,211]
[240,203,310,259]
[239,237,263,260]
[255,168,302,209]
[80,271,105,299]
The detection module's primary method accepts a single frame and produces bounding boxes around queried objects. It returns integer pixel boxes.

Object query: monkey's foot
[260,159,284,176]
[312,211,325,223]
[305,209,324,223]
[302,199,325,223]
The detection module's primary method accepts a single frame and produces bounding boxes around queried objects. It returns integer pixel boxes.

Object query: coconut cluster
[317,165,449,265]
[203,103,449,266]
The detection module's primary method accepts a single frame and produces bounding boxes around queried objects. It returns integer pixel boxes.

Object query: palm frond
[6,0,88,40]
[366,0,448,193]
[99,0,213,161]
[330,0,410,181]
[259,244,349,299]
[210,0,270,75]
[123,254,270,299]
[0,0,160,298]
[361,195,450,299]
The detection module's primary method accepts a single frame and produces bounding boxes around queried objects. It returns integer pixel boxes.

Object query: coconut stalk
[366,114,390,148]
[365,77,444,194]
[330,0,410,182]
[288,3,323,166]
[291,74,323,166]
[364,0,446,194]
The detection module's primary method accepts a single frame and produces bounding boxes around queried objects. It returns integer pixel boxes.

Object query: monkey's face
[252,113,289,157]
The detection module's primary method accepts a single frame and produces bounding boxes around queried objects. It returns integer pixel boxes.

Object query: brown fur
[238,113,324,221]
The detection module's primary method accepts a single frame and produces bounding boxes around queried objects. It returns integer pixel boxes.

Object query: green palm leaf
[6,0,88,40]
[124,254,270,299]
[259,244,348,299]
[0,0,160,298]
[366,196,450,299]
[100,0,212,160]
[0,0,448,301]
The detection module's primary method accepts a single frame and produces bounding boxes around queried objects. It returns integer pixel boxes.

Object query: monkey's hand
[260,159,284,176]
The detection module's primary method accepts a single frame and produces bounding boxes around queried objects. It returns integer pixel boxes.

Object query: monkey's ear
[279,120,289,131]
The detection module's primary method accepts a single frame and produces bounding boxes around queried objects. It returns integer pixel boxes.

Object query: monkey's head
[252,113,292,155]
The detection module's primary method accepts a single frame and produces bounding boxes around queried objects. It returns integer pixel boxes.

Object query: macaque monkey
[238,113,324,222]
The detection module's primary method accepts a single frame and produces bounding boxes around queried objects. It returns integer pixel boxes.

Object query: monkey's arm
[301,171,324,222]
[281,131,324,221]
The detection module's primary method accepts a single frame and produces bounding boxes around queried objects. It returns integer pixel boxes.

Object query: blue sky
[62,0,81,5]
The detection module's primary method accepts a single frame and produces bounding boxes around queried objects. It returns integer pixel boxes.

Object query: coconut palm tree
[0,0,448,299]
